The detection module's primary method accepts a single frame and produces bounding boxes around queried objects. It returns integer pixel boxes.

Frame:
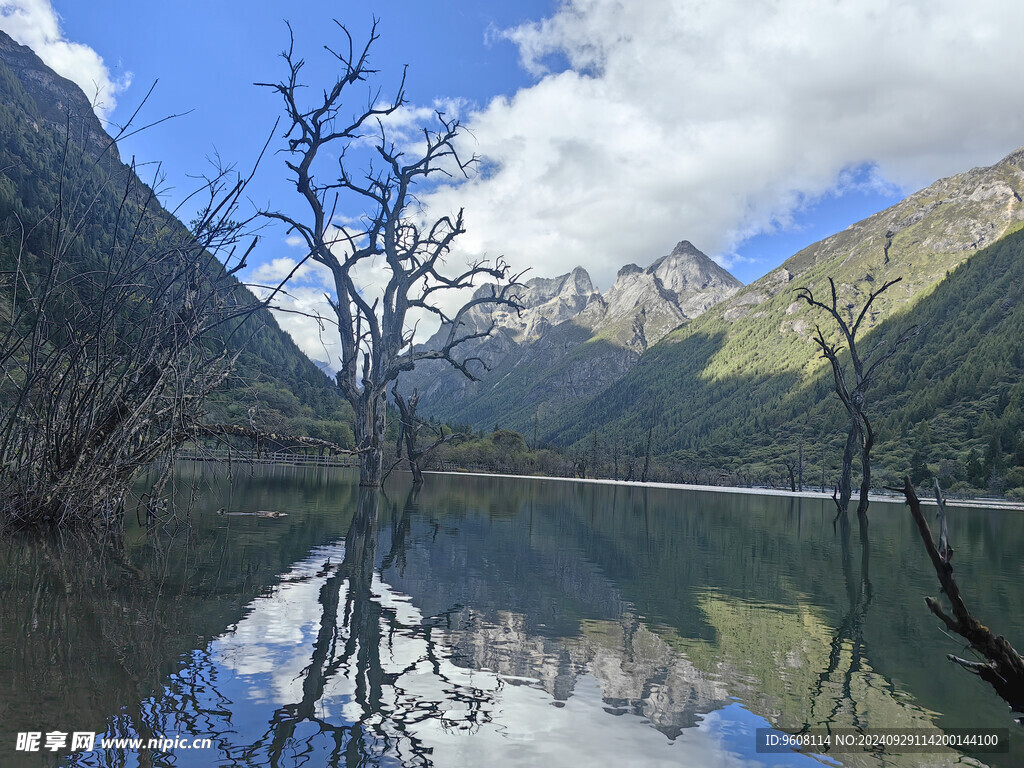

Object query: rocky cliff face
[457,266,602,344]
[400,241,741,430]
[583,240,741,351]
[0,30,115,161]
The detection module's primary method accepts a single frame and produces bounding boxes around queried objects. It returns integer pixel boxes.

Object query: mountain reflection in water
[1,463,1018,766]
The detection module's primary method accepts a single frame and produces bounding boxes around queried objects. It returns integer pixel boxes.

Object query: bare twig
[1,105,267,528]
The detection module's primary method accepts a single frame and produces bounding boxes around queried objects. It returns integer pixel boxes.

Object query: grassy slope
[421,319,635,433]
[546,150,1024,493]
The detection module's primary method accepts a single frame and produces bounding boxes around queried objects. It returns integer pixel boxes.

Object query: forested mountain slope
[0,31,353,446]
[547,148,1024,494]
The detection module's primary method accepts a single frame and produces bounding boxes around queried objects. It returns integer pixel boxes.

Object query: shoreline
[423,470,1024,511]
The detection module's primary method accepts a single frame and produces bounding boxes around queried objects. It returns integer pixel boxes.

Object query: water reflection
[802,514,874,733]
[58,488,502,767]
[1,466,1019,766]
[255,489,496,765]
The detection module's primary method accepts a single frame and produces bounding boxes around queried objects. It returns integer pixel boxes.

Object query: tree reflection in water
[802,513,874,735]
[255,488,495,767]
[38,488,499,768]
[9,471,1019,767]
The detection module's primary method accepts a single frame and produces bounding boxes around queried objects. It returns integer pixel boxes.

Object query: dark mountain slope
[0,30,353,446]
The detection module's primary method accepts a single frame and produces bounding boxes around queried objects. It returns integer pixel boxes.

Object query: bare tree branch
[797,276,919,519]
[894,477,1024,713]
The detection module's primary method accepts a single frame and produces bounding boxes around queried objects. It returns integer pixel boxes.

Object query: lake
[2,462,1021,767]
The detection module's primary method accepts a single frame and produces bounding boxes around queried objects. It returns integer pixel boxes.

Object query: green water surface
[1,462,1021,767]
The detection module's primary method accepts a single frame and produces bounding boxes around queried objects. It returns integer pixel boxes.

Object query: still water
[2,462,1022,767]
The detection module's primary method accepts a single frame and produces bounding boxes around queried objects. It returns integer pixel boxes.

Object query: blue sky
[3,0,1024,363]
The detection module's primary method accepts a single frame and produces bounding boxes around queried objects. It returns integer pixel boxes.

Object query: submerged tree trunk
[856,416,874,520]
[356,391,386,488]
[390,385,462,487]
[838,420,858,516]
[397,410,424,486]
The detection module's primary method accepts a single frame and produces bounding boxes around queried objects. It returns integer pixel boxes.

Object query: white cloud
[0,0,130,119]
[250,235,460,369]
[250,254,343,369]
[418,0,1024,291]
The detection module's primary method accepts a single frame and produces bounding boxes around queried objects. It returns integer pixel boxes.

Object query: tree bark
[356,391,386,487]
[856,416,873,521]
[838,419,858,516]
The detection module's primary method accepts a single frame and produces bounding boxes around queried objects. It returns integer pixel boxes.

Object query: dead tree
[624,452,637,483]
[641,399,659,483]
[798,441,804,491]
[797,277,919,520]
[782,457,797,492]
[259,20,522,487]
[894,477,1024,713]
[390,385,462,486]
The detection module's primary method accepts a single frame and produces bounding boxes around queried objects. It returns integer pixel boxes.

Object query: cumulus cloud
[0,0,130,118]
[419,0,1024,291]
[250,233,454,370]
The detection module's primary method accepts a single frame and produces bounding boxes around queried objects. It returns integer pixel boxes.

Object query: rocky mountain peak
[565,266,596,298]
[669,240,704,258]
[511,266,595,308]
[648,241,742,296]
[400,239,741,428]
[439,242,742,354]
[995,145,1024,169]
[617,263,643,278]
[592,241,742,350]
[458,267,601,344]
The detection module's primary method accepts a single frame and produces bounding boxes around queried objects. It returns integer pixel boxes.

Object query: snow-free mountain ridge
[400,241,741,430]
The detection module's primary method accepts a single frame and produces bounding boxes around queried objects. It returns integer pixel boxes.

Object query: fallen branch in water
[190,423,360,455]
[891,476,1024,714]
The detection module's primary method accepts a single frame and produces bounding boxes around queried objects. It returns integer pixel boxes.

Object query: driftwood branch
[894,476,1024,712]
[190,423,360,455]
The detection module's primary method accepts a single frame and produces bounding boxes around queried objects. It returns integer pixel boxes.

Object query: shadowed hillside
[0,30,353,448]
